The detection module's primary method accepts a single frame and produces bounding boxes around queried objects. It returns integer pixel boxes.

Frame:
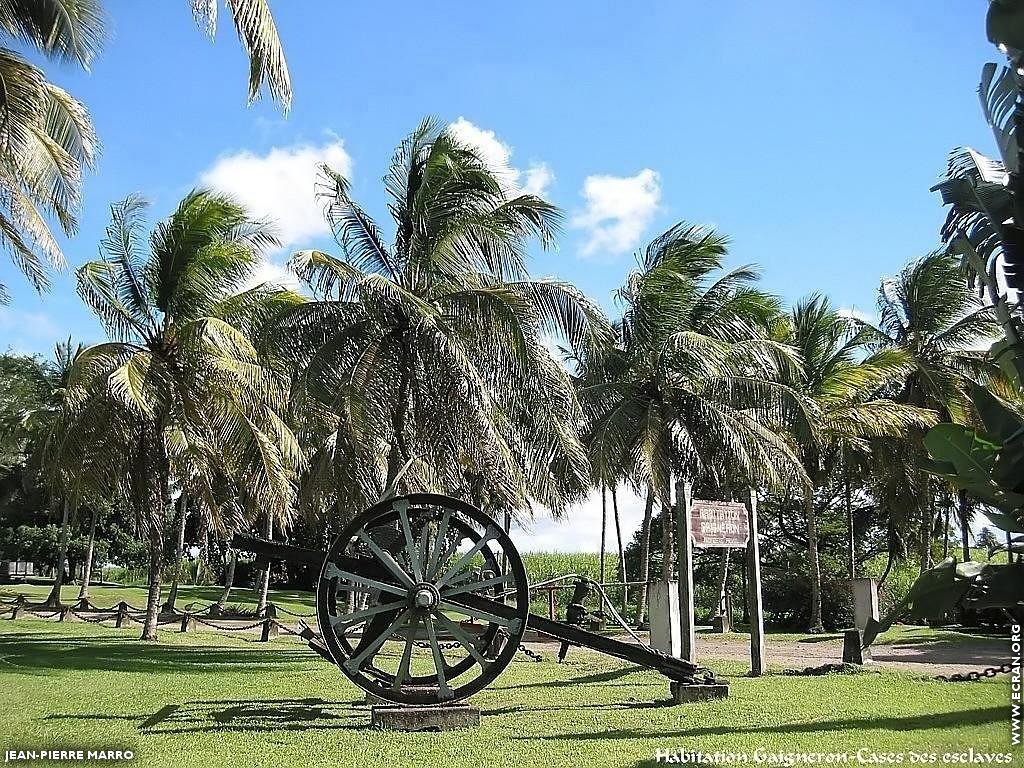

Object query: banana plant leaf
[984,510,1024,533]
[966,563,1024,610]
[862,558,981,646]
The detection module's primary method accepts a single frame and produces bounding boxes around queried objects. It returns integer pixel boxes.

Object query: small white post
[676,479,696,663]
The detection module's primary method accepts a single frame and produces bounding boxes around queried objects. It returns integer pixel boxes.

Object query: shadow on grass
[494,664,642,691]
[46,698,366,735]
[0,633,314,675]
[520,706,1006,742]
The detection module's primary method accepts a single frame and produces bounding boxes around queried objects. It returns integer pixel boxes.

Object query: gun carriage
[235,493,723,706]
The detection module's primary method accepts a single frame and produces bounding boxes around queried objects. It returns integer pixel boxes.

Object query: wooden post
[59,607,70,622]
[115,601,128,628]
[675,479,696,663]
[744,488,766,676]
[260,617,278,642]
[179,612,194,633]
[547,587,556,620]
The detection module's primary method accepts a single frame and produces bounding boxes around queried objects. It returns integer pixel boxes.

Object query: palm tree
[0,2,101,302]
[45,190,302,639]
[779,294,934,631]
[581,223,809,593]
[859,251,1001,574]
[190,0,292,109]
[283,118,608,523]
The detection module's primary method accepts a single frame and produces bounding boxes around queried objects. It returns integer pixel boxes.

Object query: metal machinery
[235,493,722,706]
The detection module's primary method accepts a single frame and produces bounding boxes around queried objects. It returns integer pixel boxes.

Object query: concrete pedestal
[851,578,879,632]
[710,614,732,633]
[669,681,729,703]
[648,581,681,657]
[370,705,480,731]
[843,628,871,665]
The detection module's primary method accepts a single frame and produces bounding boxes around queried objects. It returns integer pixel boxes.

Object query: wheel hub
[411,582,439,610]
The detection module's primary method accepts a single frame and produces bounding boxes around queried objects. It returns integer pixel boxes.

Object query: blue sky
[0,1,1002,547]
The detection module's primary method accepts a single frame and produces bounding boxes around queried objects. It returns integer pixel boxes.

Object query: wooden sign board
[690,500,749,548]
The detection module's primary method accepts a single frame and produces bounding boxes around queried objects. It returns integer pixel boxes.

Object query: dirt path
[693,632,1010,676]
[527,628,1011,676]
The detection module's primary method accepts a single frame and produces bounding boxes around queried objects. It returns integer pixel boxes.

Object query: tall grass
[521,551,627,621]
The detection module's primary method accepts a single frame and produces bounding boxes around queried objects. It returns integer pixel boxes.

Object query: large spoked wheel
[316,493,529,706]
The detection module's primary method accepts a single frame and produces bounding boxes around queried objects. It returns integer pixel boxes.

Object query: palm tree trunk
[77,505,99,601]
[660,480,674,581]
[633,485,655,626]
[385,342,413,491]
[611,486,627,613]
[715,549,730,618]
[919,485,933,574]
[943,493,951,559]
[805,486,824,633]
[256,513,272,615]
[599,484,607,585]
[958,490,971,562]
[217,547,237,608]
[45,498,73,607]
[141,528,163,641]
[844,452,855,580]
[163,496,188,613]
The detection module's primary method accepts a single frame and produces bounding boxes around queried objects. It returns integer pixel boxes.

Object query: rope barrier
[190,615,267,632]
[273,605,316,618]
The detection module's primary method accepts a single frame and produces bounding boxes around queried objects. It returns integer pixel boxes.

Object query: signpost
[678,494,765,677]
[690,500,750,549]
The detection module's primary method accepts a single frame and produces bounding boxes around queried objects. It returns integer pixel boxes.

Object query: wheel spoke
[436,526,500,588]
[434,613,490,668]
[331,599,407,631]
[335,569,408,598]
[393,614,420,690]
[343,608,411,674]
[423,615,453,700]
[441,573,511,598]
[439,598,519,630]
[395,500,424,582]
[425,509,452,579]
[357,530,415,588]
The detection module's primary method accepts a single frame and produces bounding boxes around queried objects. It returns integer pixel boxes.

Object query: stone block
[370,705,480,731]
[669,681,729,703]
[843,628,871,665]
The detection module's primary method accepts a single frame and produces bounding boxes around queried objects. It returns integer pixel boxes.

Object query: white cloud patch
[571,169,661,257]
[199,140,353,252]
[837,307,876,325]
[513,484,647,553]
[243,259,302,293]
[448,118,554,198]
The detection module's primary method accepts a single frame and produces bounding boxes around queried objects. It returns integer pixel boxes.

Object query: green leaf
[923,423,999,488]
[967,563,1024,610]
[982,510,1024,534]
[969,381,1024,444]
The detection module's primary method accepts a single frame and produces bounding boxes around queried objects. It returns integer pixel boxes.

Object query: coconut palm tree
[282,118,608,523]
[45,190,302,639]
[581,223,810,591]
[189,0,292,109]
[0,2,101,302]
[779,294,934,631]
[858,251,1001,572]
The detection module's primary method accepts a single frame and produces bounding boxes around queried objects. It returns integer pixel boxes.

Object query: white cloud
[243,259,302,293]
[448,118,554,198]
[199,140,353,252]
[513,484,648,553]
[837,307,876,325]
[571,169,661,258]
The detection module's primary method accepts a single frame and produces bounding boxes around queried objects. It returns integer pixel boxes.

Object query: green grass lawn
[0,612,1017,768]
[0,582,319,617]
